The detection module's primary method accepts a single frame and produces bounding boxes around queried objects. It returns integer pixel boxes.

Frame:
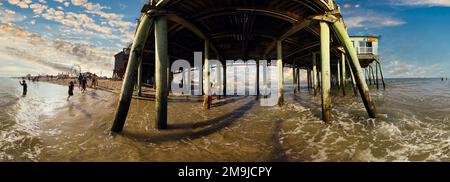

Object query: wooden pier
[111,0,383,133]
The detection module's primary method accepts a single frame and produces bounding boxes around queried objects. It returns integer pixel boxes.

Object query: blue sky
[0,0,449,78]
[337,0,450,77]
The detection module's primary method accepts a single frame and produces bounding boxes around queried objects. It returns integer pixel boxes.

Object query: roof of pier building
[137,0,349,68]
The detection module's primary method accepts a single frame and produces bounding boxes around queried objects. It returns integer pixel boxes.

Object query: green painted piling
[155,16,169,129]
[320,22,331,123]
[332,20,377,118]
[111,14,154,133]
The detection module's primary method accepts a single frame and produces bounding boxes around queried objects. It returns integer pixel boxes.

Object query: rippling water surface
[1,77,450,161]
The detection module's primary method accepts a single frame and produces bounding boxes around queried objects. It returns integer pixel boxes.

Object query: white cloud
[8,0,33,9]
[70,0,87,6]
[341,7,406,29]
[30,3,48,14]
[391,0,450,7]
[0,22,115,76]
[345,14,406,28]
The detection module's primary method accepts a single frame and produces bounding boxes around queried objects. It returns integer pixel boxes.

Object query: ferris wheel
[70,64,82,77]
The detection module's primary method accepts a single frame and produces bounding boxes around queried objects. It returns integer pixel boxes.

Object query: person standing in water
[19,78,27,95]
[81,74,88,93]
[78,73,83,89]
[67,81,74,101]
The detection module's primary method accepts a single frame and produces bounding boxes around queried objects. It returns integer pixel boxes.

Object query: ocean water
[1,77,450,162]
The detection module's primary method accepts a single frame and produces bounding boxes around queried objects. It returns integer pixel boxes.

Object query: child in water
[67,81,74,101]
[19,78,27,96]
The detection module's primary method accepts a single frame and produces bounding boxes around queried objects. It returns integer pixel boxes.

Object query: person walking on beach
[81,74,88,93]
[91,74,98,89]
[78,73,83,89]
[67,81,74,101]
[19,78,27,96]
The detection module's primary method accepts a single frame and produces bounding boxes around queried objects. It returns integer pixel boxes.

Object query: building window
[359,41,373,54]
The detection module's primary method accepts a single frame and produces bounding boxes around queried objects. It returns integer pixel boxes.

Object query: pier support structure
[111,14,154,133]
[341,52,346,96]
[138,57,143,96]
[155,15,169,129]
[312,52,318,97]
[223,63,227,96]
[377,61,386,90]
[337,59,341,88]
[320,21,331,123]
[203,40,211,109]
[256,60,260,99]
[332,19,377,118]
[277,40,284,106]
[348,59,358,96]
[293,62,298,95]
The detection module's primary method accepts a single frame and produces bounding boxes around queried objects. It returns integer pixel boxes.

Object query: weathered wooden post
[332,20,377,118]
[223,62,227,96]
[216,60,222,99]
[375,62,379,90]
[297,67,301,92]
[277,40,284,106]
[341,53,346,96]
[347,60,358,96]
[155,15,169,129]
[307,67,311,93]
[337,60,341,88]
[138,57,143,96]
[312,53,318,96]
[256,60,260,99]
[203,40,211,109]
[377,61,386,90]
[263,59,268,98]
[111,14,154,133]
[320,21,332,123]
[293,63,298,95]
[370,65,376,87]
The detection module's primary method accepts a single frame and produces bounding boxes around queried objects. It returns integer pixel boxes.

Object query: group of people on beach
[68,73,99,100]
[18,73,100,101]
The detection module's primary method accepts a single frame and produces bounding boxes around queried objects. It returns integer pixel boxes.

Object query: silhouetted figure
[67,81,74,101]
[442,77,444,81]
[81,74,87,93]
[78,73,83,89]
[19,79,27,96]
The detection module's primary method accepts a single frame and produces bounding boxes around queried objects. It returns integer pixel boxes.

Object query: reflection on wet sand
[2,78,450,162]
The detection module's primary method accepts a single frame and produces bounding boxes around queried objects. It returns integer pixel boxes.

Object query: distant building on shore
[113,48,130,79]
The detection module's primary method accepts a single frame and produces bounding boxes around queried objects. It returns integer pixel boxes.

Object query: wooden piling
[337,60,341,88]
[138,57,143,96]
[307,67,311,93]
[216,60,222,99]
[111,15,154,133]
[277,40,284,106]
[341,53,346,96]
[332,20,377,118]
[370,65,376,87]
[347,59,358,96]
[375,62,379,90]
[312,53,318,96]
[203,40,211,109]
[155,15,169,129]
[223,63,227,96]
[297,67,301,92]
[320,22,331,123]
[293,63,298,95]
[377,61,386,90]
[256,60,260,99]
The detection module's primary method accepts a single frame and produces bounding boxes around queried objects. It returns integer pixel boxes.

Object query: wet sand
[4,78,450,162]
[17,79,295,161]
